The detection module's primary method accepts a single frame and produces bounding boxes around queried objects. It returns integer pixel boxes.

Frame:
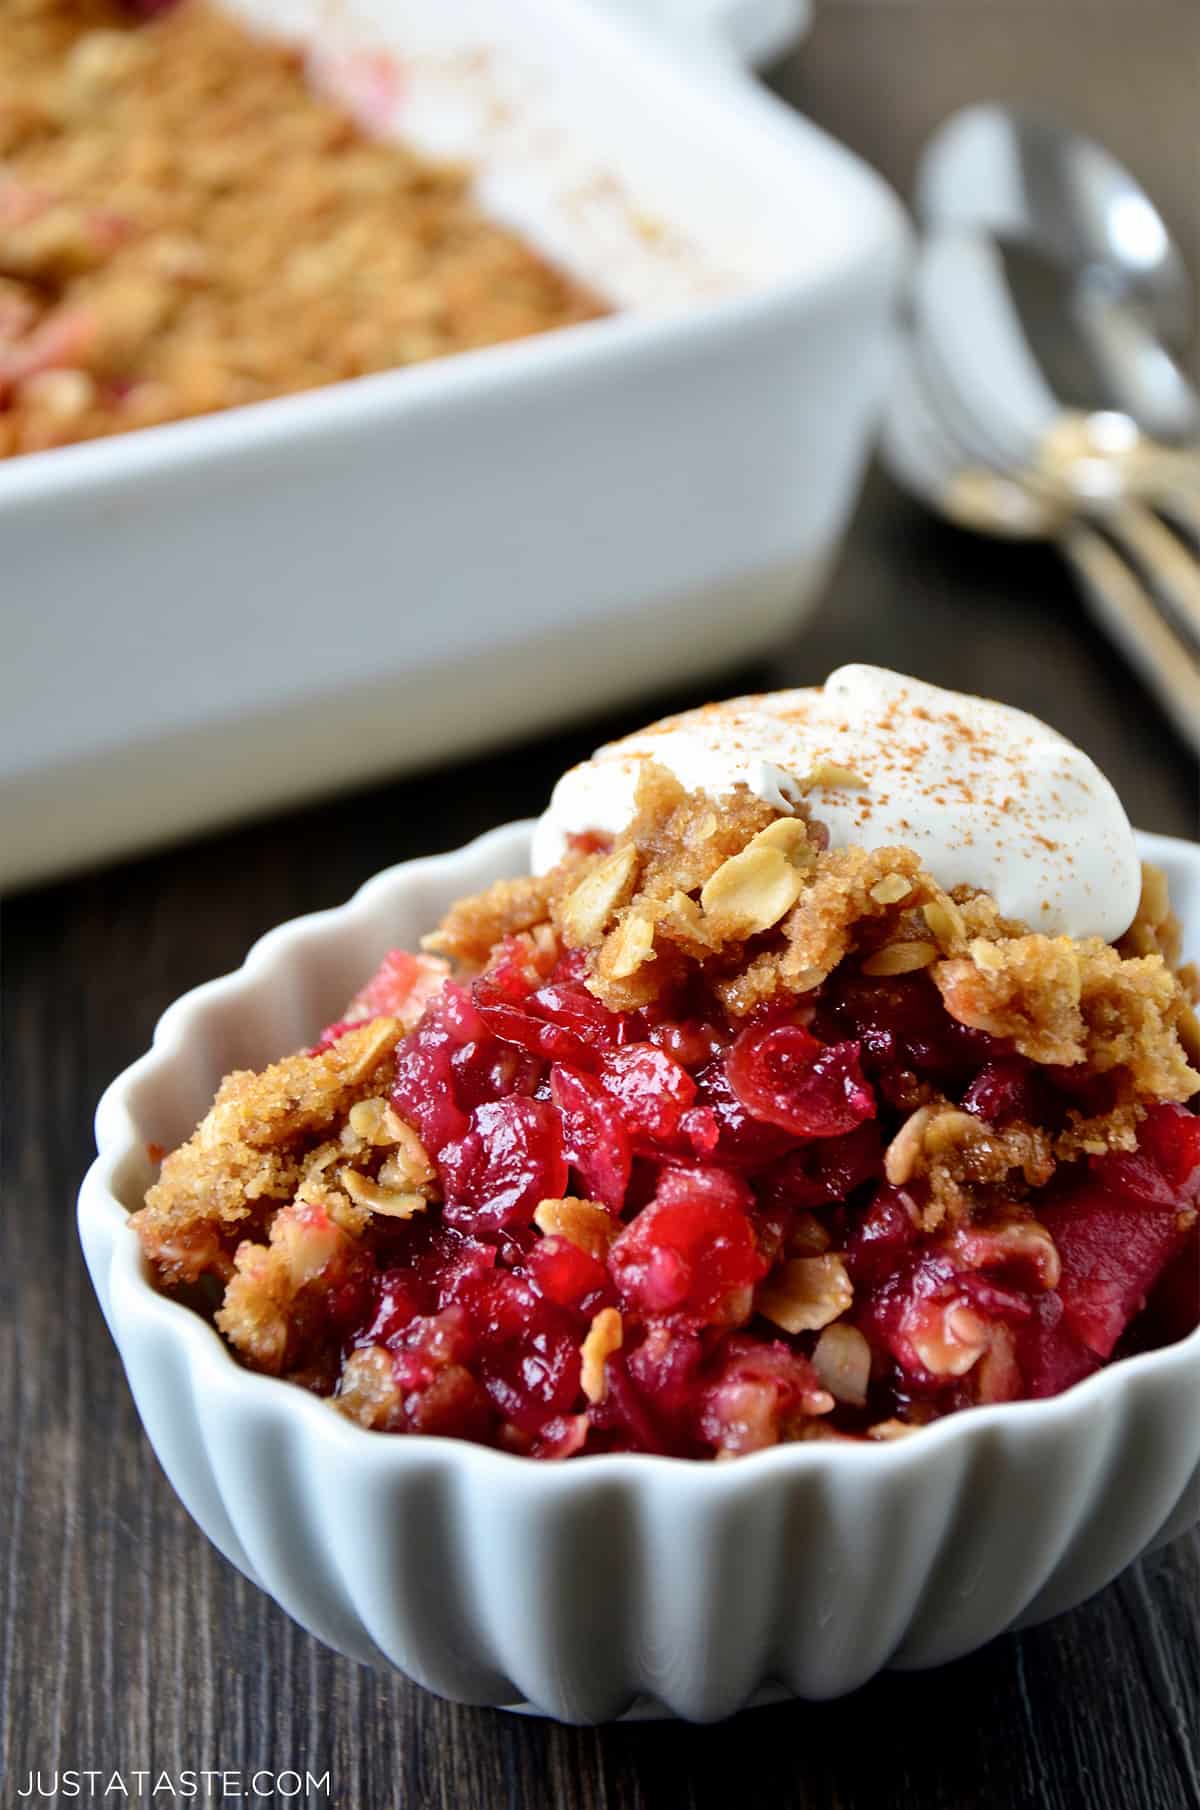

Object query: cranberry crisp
[133,767,1200,1458]
[0,0,605,458]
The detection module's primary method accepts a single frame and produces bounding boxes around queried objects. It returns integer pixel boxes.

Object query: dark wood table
[4,6,1199,1807]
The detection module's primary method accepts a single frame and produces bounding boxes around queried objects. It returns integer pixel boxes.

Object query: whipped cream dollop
[531,665,1142,942]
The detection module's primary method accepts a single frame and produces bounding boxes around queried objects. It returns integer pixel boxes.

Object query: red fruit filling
[608,1168,766,1328]
[727,1021,875,1139]
[298,950,1200,1454]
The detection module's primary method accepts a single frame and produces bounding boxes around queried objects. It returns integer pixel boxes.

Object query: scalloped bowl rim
[81,819,1200,1489]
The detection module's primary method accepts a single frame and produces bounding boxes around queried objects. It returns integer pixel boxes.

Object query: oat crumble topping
[0,0,606,457]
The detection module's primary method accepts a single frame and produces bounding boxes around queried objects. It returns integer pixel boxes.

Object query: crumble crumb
[131,1017,403,1286]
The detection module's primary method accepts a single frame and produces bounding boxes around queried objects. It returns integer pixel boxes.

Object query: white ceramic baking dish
[0,0,905,891]
[78,822,1200,1724]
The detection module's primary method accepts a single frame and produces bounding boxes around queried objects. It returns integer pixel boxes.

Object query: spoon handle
[1155,475,1200,545]
[1103,499,1200,651]
[1061,523,1200,752]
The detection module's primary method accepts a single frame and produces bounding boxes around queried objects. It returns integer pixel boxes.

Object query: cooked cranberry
[1143,1224,1200,1345]
[677,1104,721,1157]
[727,1022,875,1140]
[393,1302,477,1366]
[608,1168,765,1328]
[857,1251,974,1388]
[390,983,482,1154]
[647,1018,727,1070]
[654,1164,755,1214]
[596,1043,698,1146]
[817,972,997,1083]
[308,1018,357,1054]
[413,1228,497,1310]
[1013,1293,1101,1399]
[1088,1149,1179,1208]
[696,1335,830,1455]
[478,1321,583,1434]
[440,1096,567,1232]
[962,1056,1041,1126]
[315,950,450,1049]
[388,1308,494,1441]
[357,1270,427,1346]
[1137,1101,1200,1200]
[1042,1064,1119,1117]
[451,1037,543,1109]
[479,935,548,1003]
[475,999,597,1068]
[760,1120,883,1211]
[528,1235,612,1315]
[957,1271,1034,1325]
[351,948,448,1022]
[531,1413,591,1460]
[625,1325,705,1433]
[550,1065,632,1209]
[1039,1179,1189,1358]
[531,978,641,1047]
[590,1352,673,1454]
[688,1055,795,1168]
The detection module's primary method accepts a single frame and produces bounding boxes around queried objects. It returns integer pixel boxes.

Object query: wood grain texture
[4,2,1200,1801]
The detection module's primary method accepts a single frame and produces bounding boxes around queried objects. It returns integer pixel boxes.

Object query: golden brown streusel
[423,871,567,971]
[0,0,606,458]
[535,762,1198,1113]
[883,1099,1056,1230]
[131,1016,403,1286]
[933,936,1198,1097]
[215,1198,359,1374]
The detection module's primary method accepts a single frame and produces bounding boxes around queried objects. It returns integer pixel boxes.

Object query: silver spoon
[914,104,1199,444]
[909,229,1200,652]
[881,341,1200,752]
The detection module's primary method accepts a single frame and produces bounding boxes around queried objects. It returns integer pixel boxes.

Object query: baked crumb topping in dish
[132,674,1200,1459]
[0,0,606,458]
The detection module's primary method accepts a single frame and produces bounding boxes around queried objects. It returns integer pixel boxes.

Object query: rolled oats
[922,896,967,952]
[580,1307,622,1404]
[869,874,914,906]
[812,1323,871,1406]
[884,1106,933,1186]
[339,1168,427,1219]
[533,1196,621,1260]
[699,843,807,938]
[560,845,639,945]
[861,940,939,977]
[604,906,658,980]
[757,1254,853,1334]
[910,1301,989,1378]
[799,760,867,790]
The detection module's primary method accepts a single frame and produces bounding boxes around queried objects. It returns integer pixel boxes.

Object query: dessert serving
[0,0,605,457]
[132,667,1200,1460]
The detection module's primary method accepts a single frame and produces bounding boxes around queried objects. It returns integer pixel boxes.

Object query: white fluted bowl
[78,823,1200,1722]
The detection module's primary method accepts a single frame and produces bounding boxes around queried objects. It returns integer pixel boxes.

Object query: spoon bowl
[881,335,1200,751]
[915,104,1197,441]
